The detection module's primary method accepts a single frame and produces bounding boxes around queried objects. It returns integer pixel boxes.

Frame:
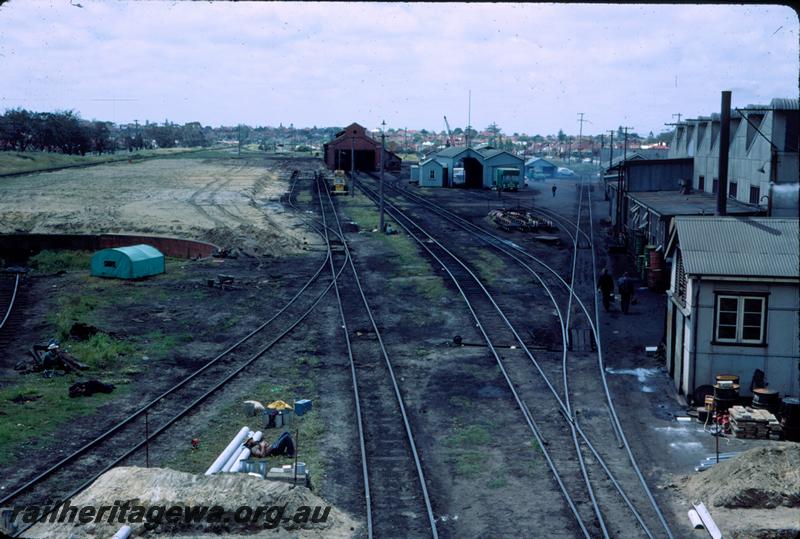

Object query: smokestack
[716,90,731,216]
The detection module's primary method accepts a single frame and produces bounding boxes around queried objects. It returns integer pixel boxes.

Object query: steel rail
[0,274,20,330]
[357,182,593,538]
[1,171,337,509]
[378,178,669,538]
[314,178,374,539]
[564,179,610,538]
[321,180,439,538]
[583,177,675,538]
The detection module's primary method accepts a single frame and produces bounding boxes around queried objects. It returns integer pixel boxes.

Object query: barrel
[716,374,740,385]
[647,268,664,291]
[781,397,800,442]
[649,249,664,271]
[713,383,739,412]
[752,388,781,415]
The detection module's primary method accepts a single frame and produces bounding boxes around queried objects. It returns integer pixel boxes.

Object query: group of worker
[597,269,636,314]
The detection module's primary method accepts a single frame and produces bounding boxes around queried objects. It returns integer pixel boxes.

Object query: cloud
[0,1,796,134]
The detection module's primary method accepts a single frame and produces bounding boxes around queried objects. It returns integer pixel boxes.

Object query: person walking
[617,272,635,314]
[552,184,557,197]
[597,268,615,312]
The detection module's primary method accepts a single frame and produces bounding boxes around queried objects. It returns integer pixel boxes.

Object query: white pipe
[687,509,703,529]
[221,445,247,472]
[204,426,250,475]
[112,525,132,539]
[221,429,255,473]
[231,431,262,472]
[692,503,721,539]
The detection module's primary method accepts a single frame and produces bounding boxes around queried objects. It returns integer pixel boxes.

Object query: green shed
[90,244,165,279]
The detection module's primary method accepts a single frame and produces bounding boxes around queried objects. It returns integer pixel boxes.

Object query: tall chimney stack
[716,90,731,216]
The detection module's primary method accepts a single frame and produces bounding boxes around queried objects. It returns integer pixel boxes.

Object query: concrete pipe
[231,431,262,472]
[112,525,132,539]
[204,426,251,475]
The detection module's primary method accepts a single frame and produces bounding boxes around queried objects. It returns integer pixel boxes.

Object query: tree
[557,129,566,142]
[91,121,113,154]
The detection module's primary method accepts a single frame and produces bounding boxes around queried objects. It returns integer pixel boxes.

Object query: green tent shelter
[90,244,165,279]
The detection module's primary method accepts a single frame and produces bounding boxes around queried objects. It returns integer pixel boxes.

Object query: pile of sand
[25,467,359,538]
[684,443,800,509]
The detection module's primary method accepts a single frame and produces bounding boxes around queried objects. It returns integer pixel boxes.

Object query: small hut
[90,244,165,279]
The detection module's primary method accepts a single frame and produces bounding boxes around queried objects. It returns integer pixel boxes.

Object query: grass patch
[67,333,135,370]
[340,194,448,301]
[444,422,492,478]
[29,250,92,273]
[0,148,205,175]
[0,376,125,462]
[471,250,505,286]
[52,295,101,340]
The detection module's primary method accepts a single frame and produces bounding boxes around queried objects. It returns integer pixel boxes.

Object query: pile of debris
[24,467,359,538]
[674,444,800,539]
[729,405,782,440]
[684,444,800,509]
[488,209,556,233]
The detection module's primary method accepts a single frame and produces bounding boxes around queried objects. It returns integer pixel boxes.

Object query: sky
[0,1,797,136]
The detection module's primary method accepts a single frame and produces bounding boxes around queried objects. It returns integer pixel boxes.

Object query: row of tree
[0,109,214,155]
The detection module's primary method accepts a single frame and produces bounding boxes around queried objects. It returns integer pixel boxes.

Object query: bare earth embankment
[0,154,319,256]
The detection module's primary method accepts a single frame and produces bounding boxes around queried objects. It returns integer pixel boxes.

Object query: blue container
[294,399,313,416]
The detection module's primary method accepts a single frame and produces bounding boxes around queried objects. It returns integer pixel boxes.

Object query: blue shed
[90,244,165,279]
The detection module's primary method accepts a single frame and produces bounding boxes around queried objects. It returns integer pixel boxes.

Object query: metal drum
[752,388,781,415]
[715,374,740,385]
[713,383,739,412]
[780,397,800,442]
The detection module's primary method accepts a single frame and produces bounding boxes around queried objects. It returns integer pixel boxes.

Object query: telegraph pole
[577,112,586,162]
[607,130,614,169]
[380,120,386,232]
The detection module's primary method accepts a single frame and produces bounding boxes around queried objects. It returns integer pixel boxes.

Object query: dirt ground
[0,151,318,256]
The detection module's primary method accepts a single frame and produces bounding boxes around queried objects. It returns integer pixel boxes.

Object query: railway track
[0,273,21,348]
[316,176,438,539]
[358,175,674,538]
[0,171,348,536]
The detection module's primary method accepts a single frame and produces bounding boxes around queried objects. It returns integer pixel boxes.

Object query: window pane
[719,297,738,311]
[720,312,738,325]
[743,313,762,326]
[742,326,762,341]
[718,326,737,339]
[744,298,763,313]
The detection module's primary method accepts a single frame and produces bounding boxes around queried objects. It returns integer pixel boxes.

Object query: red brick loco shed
[323,122,401,172]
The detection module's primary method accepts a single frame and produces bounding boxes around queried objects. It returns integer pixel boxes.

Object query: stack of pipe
[205,426,251,476]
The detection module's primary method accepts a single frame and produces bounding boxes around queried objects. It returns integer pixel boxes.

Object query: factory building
[664,217,799,400]
[667,98,799,217]
[417,147,524,188]
[323,122,401,172]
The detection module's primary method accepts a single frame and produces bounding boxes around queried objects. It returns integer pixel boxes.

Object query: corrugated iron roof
[770,98,799,110]
[675,217,799,278]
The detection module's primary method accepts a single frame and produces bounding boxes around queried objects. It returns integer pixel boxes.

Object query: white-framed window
[715,294,767,345]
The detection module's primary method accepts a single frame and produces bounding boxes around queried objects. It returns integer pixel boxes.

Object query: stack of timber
[729,405,782,440]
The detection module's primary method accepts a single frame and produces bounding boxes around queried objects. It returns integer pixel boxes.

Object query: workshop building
[323,122,401,172]
[664,216,800,401]
[418,147,524,188]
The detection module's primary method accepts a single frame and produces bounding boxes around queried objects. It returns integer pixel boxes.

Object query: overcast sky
[0,1,797,136]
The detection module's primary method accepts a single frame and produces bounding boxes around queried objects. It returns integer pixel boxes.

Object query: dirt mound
[25,466,360,538]
[684,443,800,509]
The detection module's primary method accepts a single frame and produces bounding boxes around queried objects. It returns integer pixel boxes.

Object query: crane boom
[443,115,456,147]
